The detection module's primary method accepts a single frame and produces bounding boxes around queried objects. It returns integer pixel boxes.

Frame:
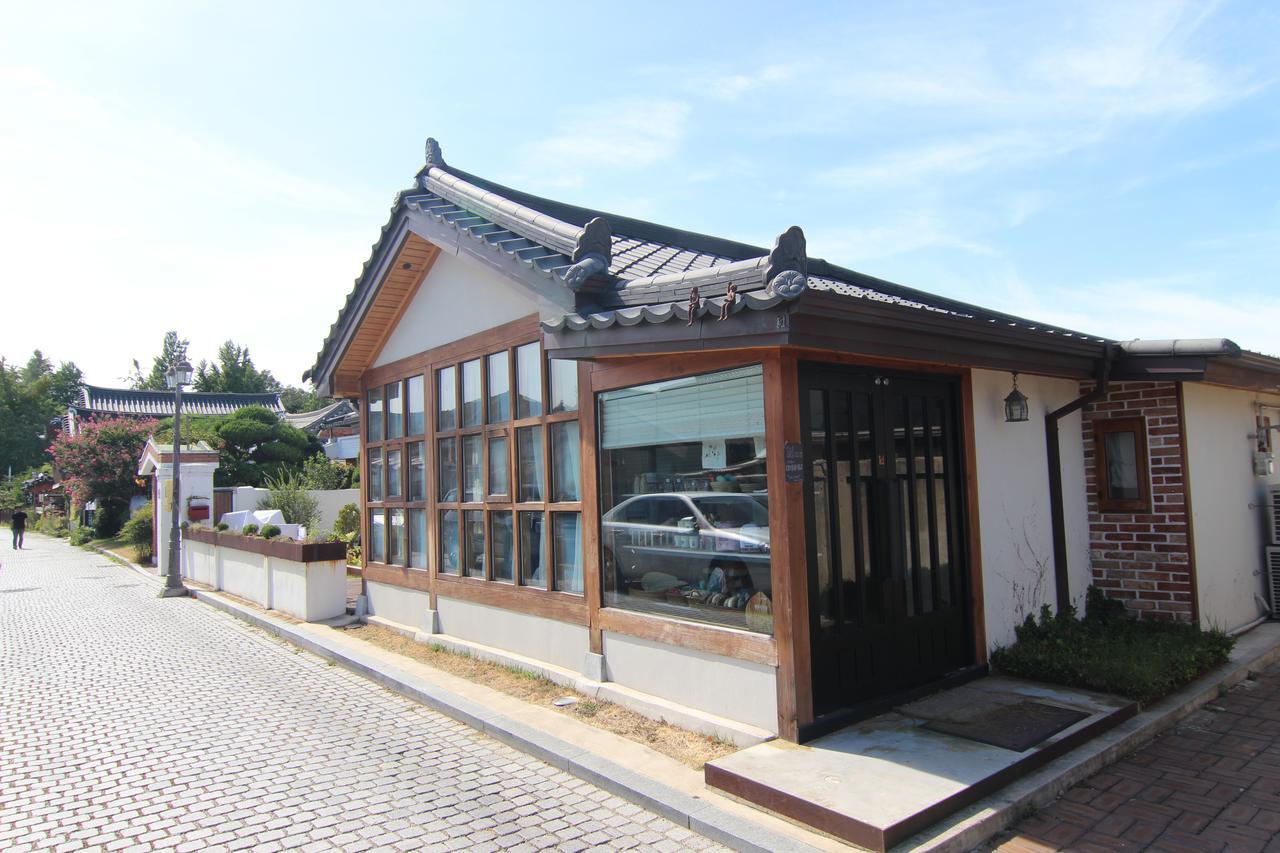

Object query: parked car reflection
[602,492,770,606]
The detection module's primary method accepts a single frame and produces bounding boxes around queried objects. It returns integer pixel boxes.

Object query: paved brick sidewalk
[994,661,1280,852]
[0,535,726,852]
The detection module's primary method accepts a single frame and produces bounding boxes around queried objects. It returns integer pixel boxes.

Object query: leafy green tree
[194,341,281,394]
[22,350,52,383]
[279,385,333,414]
[130,331,190,391]
[0,358,56,475]
[156,405,319,487]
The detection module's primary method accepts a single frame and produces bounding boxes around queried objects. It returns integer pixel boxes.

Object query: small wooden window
[1094,417,1150,513]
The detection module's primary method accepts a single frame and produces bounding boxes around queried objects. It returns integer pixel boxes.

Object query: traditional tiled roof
[282,400,356,433]
[74,385,285,419]
[307,138,1109,385]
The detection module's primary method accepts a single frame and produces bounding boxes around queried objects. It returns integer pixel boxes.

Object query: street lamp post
[161,359,194,598]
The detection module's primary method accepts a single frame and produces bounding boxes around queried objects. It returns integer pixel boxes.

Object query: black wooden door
[800,364,972,717]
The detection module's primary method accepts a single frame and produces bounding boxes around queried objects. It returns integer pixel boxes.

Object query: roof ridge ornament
[764,225,809,298]
[563,216,612,292]
[424,137,445,169]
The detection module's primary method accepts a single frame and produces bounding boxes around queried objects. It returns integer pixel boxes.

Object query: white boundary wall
[183,538,347,622]
[226,487,359,532]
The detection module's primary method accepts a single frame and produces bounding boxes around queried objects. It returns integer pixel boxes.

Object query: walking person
[11,508,27,549]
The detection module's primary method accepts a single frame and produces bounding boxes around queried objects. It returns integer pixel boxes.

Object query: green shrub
[70,526,95,546]
[257,470,320,530]
[299,453,355,490]
[334,502,360,539]
[259,524,281,539]
[37,511,69,538]
[241,523,260,536]
[991,587,1235,705]
[92,501,128,539]
[120,506,154,564]
[215,521,229,531]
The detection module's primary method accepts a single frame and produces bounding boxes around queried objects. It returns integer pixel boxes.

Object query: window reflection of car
[602,492,770,595]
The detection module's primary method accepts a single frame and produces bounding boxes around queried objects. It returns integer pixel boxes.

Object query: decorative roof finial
[424,137,445,169]
[765,225,809,298]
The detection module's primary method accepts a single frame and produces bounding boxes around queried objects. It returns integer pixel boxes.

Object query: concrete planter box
[183,528,347,622]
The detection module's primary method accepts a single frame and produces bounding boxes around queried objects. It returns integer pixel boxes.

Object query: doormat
[923,701,1088,752]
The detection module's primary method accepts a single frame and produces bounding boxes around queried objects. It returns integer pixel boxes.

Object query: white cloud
[806,212,1002,264]
[523,99,691,172]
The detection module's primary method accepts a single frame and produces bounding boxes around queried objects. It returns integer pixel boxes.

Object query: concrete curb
[902,622,1280,852]
[188,588,823,853]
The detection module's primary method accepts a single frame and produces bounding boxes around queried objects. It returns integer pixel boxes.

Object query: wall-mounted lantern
[1004,372,1029,423]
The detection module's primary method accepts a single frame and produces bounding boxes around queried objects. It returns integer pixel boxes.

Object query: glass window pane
[462,435,483,502]
[366,388,384,442]
[491,511,514,583]
[461,359,482,427]
[1105,430,1141,500]
[437,366,457,432]
[386,381,403,439]
[517,426,544,503]
[408,442,426,502]
[368,448,383,502]
[549,359,578,414]
[439,510,459,574]
[519,511,545,587]
[463,510,485,578]
[516,343,543,419]
[368,509,385,564]
[409,509,427,569]
[487,352,510,423]
[553,512,583,593]
[385,448,402,500]
[437,438,457,502]
[597,365,771,633]
[550,421,580,502]
[407,375,425,436]
[489,435,509,498]
[388,508,406,565]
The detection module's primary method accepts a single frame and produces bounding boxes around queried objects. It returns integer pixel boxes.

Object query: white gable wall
[373,249,541,368]
[1183,383,1280,632]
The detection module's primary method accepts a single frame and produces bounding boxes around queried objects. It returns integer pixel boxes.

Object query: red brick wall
[1081,381,1194,621]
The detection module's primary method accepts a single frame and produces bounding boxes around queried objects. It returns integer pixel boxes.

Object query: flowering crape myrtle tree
[50,417,157,535]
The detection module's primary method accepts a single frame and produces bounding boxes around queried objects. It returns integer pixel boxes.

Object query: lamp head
[165,359,194,389]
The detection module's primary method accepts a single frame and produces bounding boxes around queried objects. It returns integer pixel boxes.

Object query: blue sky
[1,0,1277,386]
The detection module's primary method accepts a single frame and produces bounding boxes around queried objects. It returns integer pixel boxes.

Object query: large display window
[598,365,773,634]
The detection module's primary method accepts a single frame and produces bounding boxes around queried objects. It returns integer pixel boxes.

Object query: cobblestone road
[0,536,725,852]
[996,662,1280,852]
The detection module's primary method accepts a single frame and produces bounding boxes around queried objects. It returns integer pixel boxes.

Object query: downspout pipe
[1046,346,1116,612]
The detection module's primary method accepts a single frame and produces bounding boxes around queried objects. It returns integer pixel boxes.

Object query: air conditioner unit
[1269,485,1280,546]
[1266,546,1280,615]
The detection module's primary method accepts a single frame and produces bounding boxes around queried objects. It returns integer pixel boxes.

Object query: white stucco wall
[1183,384,1280,632]
[434,595,589,673]
[152,461,218,575]
[366,580,433,633]
[601,632,778,733]
[227,487,359,534]
[970,369,1091,650]
[372,250,540,368]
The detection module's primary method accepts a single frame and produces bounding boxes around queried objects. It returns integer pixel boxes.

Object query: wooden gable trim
[330,233,440,394]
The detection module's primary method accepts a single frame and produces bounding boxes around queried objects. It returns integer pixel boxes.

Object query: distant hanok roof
[74,385,285,419]
[308,138,1277,392]
[281,399,357,434]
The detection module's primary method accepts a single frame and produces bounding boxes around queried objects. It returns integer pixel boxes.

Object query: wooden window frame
[364,375,429,570]
[1093,416,1151,513]
[360,318,583,598]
